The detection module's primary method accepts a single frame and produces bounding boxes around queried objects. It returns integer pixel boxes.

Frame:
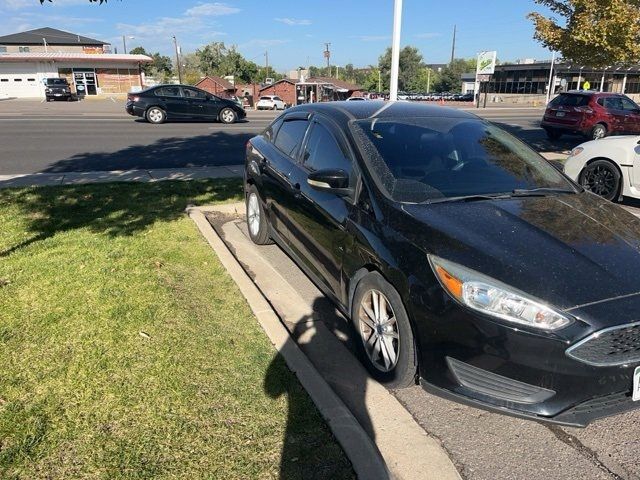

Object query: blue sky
[0,0,555,71]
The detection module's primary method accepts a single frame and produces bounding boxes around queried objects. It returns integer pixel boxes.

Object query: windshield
[350,117,575,203]
[47,79,68,86]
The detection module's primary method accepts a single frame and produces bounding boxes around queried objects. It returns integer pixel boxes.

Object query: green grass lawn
[0,180,353,480]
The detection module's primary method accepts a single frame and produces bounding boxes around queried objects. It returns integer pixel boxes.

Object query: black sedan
[245,100,640,427]
[126,85,246,124]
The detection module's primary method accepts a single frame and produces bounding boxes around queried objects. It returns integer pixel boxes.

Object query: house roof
[303,76,362,91]
[0,53,152,64]
[195,75,235,90]
[259,78,296,91]
[0,27,108,46]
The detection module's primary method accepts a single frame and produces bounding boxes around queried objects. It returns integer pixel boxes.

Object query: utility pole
[389,0,403,101]
[264,51,269,82]
[378,69,382,92]
[172,36,182,84]
[123,35,128,55]
[450,25,457,64]
[427,68,431,92]
[324,42,331,76]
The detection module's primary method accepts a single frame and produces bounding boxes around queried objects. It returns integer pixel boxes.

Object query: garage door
[0,65,42,98]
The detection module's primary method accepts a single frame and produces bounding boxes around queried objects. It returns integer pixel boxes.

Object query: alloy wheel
[247,192,260,237]
[221,109,236,123]
[358,289,400,372]
[148,108,163,123]
[582,164,617,198]
[592,125,606,140]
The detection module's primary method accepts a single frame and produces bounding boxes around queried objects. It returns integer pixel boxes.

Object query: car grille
[566,322,640,366]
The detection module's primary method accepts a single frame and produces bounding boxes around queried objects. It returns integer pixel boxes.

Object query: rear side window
[274,119,308,157]
[274,96,282,101]
[601,97,624,110]
[549,94,590,108]
[155,87,182,97]
[264,118,283,141]
[301,121,352,173]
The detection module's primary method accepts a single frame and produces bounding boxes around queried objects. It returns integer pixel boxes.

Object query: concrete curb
[0,165,244,189]
[187,206,392,480]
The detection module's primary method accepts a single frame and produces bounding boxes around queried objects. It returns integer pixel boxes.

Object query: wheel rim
[247,193,260,237]
[149,109,163,123]
[582,164,617,198]
[222,109,235,123]
[358,289,400,373]
[593,126,606,139]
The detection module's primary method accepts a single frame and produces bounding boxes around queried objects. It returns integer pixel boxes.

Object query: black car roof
[286,100,478,126]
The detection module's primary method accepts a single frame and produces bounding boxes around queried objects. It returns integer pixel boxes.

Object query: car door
[153,86,187,118]
[601,97,626,133]
[261,113,312,241]
[182,87,211,118]
[620,97,640,134]
[286,115,355,296]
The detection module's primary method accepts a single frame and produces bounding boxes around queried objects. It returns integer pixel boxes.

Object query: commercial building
[0,27,152,99]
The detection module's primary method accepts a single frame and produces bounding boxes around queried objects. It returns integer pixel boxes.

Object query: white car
[256,95,286,110]
[564,135,640,201]
[346,96,367,101]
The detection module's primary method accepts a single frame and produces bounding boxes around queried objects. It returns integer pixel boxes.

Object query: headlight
[429,255,572,331]
[568,147,584,158]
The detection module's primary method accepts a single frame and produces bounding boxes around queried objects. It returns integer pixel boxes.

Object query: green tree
[528,0,640,67]
[129,46,172,79]
[378,46,425,91]
[433,58,475,92]
[196,42,263,83]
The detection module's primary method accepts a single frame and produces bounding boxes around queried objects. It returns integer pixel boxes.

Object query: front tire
[220,107,237,124]
[579,159,621,202]
[246,185,272,245]
[590,123,607,140]
[146,107,166,124]
[351,272,417,388]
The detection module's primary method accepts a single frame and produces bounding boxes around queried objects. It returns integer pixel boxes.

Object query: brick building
[0,27,151,99]
[257,79,297,106]
[194,76,236,97]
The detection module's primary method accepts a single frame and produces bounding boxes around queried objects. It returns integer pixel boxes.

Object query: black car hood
[399,192,640,312]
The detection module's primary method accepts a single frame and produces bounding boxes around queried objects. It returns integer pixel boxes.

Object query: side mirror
[307,169,353,196]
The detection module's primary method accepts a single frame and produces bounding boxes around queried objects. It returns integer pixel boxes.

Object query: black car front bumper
[414,295,640,427]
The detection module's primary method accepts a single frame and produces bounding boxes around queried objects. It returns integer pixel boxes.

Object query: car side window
[183,88,207,99]
[155,87,182,97]
[273,119,309,158]
[603,97,623,110]
[274,96,283,102]
[264,118,284,141]
[301,121,352,174]
[621,97,639,111]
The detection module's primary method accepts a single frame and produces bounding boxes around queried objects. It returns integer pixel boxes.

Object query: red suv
[541,91,640,141]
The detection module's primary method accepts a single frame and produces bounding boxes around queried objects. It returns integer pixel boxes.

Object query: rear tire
[146,107,166,124]
[579,159,621,202]
[246,185,272,245]
[590,123,607,140]
[351,272,417,388]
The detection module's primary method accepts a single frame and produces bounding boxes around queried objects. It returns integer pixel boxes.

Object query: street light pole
[546,51,556,104]
[389,0,403,101]
[172,36,182,84]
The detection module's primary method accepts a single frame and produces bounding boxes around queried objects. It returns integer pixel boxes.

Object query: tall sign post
[389,0,403,101]
[475,50,497,109]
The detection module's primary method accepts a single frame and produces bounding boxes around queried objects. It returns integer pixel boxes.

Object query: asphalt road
[0,99,581,176]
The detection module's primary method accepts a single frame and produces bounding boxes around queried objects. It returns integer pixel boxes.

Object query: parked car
[564,135,640,201]
[542,91,640,141]
[44,78,72,102]
[256,95,286,110]
[245,100,640,426]
[125,85,246,124]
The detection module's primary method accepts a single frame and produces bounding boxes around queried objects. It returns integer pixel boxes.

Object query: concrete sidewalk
[0,165,245,189]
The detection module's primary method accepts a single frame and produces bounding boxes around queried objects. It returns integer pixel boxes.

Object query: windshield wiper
[423,193,512,204]
[511,187,575,197]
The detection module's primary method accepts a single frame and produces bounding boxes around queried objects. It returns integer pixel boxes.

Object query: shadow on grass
[40,131,253,173]
[0,179,243,258]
